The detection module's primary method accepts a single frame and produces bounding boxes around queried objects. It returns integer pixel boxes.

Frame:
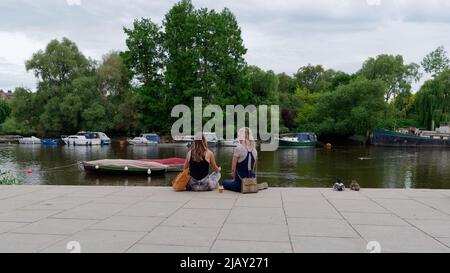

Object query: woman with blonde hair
[223,127,267,192]
[183,133,221,191]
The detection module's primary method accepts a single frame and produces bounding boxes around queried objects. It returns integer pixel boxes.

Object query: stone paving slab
[127,244,210,253]
[41,229,145,253]
[0,185,449,253]
[353,225,449,253]
[291,236,367,253]
[211,240,292,253]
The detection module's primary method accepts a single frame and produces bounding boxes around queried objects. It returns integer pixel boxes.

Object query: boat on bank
[127,133,160,146]
[18,136,41,145]
[371,124,450,147]
[82,158,185,175]
[278,133,318,148]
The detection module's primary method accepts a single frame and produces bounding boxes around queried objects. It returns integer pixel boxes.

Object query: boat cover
[83,158,185,173]
[139,158,185,166]
[84,159,167,170]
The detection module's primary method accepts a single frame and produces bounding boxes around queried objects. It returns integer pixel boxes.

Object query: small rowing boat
[82,158,185,175]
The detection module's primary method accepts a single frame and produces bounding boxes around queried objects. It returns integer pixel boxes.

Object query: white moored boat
[97,132,111,145]
[173,135,194,146]
[18,136,41,145]
[220,139,239,147]
[82,132,101,146]
[204,132,219,147]
[128,133,160,146]
[62,135,90,146]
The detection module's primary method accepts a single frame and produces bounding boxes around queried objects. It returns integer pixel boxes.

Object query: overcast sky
[1,0,450,91]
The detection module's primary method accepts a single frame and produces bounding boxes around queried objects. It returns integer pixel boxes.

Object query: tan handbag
[172,168,190,192]
[239,155,258,194]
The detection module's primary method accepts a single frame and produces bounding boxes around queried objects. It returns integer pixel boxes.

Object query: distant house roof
[0,89,14,100]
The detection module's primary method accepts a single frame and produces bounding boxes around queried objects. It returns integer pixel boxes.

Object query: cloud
[66,0,82,6]
[366,0,381,6]
[1,0,450,91]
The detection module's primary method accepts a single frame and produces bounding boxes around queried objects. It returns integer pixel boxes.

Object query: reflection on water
[1,144,449,189]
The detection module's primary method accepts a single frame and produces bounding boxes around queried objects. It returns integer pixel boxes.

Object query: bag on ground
[172,168,190,192]
[240,155,258,194]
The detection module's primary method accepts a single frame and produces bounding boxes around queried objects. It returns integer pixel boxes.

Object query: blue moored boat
[278,132,318,148]
[41,139,61,146]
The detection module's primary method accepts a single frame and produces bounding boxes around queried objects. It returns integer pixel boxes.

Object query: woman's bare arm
[231,154,238,178]
[183,151,191,170]
[209,151,221,173]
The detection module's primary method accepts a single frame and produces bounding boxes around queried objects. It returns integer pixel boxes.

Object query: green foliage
[422,46,450,77]
[415,69,450,129]
[278,73,296,95]
[25,37,92,88]
[294,64,326,93]
[0,171,20,185]
[0,100,11,125]
[244,66,279,105]
[122,19,164,87]
[120,0,248,132]
[8,38,138,136]
[359,54,420,102]
[122,18,166,132]
[97,52,131,99]
[162,0,248,107]
[4,88,36,134]
[296,77,387,135]
[1,117,36,135]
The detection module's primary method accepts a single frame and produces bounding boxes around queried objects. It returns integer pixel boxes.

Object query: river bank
[0,185,449,253]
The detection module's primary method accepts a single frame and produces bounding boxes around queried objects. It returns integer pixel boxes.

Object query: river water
[0,144,449,189]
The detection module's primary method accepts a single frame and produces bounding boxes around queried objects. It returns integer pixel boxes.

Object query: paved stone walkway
[0,185,449,253]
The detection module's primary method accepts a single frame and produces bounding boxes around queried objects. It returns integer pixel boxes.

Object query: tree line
[1,0,449,138]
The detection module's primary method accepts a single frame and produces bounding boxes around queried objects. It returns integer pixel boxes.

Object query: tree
[294,64,326,93]
[113,92,142,135]
[359,54,420,102]
[25,37,92,88]
[278,73,296,94]
[0,100,11,125]
[82,102,108,132]
[278,73,299,131]
[97,52,131,99]
[244,66,279,106]
[163,0,199,106]
[196,7,248,106]
[415,69,450,129]
[6,88,36,131]
[122,19,164,87]
[297,77,387,135]
[422,46,450,77]
[163,0,247,107]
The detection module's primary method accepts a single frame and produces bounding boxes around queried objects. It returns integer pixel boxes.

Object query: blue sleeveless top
[236,151,256,182]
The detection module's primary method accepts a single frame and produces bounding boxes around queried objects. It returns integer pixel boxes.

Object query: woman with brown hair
[183,133,221,191]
